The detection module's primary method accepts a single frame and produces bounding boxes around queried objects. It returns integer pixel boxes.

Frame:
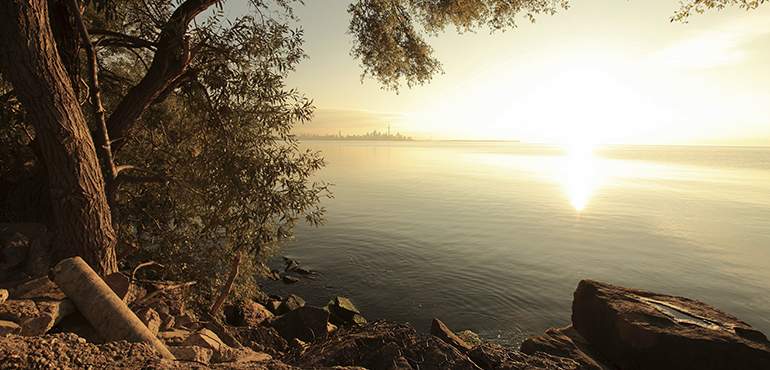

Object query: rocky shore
[2,224,770,369]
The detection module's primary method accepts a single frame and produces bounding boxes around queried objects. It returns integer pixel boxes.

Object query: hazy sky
[231,0,770,145]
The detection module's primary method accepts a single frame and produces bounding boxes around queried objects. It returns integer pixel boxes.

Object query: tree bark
[0,0,117,276]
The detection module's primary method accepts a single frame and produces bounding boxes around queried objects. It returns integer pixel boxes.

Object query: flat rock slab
[521,325,611,370]
[572,279,770,370]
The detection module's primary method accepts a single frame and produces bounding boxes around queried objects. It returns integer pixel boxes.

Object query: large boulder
[571,279,770,370]
[270,306,330,343]
[236,299,274,327]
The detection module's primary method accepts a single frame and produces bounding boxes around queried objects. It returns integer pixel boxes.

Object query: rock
[2,232,29,267]
[0,298,75,336]
[571,279,770,370]
[173,312,196,329]
[33,299,75,334]
[103,272,130,300]
[137,307,162,336]
[277,294,305,315]
[22,229,53,278]
[282,275,300,284]
[351,314,368,326]
[232,326,288,357]
[0,289,7,304]
[455,330,482,348]
[0,299,39,323]
[222,346,272,363]
[295,267,311,275]
[0,224,52,280]
[0,320,21,336]
[157,328,191,346]
[236,299,274,327]
[270,306,330,343]
[267,300,282,314]
[521,325,609,370]
[430,318,471,354]
[284,259,298,272]
[169,345,214,365]
[9,276,65,300]
[390,356,414,370]
[468,341,580,370]
[285,320,479,370]
[181,328,231,362]
[158,310,175,332]
[334,296,360,318]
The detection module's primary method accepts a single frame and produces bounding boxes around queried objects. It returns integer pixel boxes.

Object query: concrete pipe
[52,257,174,359]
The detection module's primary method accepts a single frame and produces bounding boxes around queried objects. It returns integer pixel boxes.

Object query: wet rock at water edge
[284,258,298,272]
[571,279,770,370]
[282,275,300,284]
[430,318,471,354]
[277,294,305,315]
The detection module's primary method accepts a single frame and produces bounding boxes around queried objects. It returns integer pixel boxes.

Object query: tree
[0,0,328,285]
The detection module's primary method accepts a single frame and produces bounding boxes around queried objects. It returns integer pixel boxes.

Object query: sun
[491,67,678,144]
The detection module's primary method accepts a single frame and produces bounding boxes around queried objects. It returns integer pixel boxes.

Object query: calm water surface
[262,141,770,347]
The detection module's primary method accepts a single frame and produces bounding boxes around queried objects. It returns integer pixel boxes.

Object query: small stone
[236,300,274,327]
[10,276,65,300]
[334,297,360,316]
[430,318,471,354]
[455,330,482,347]
[282,275,299,284]
[137,307,161,336]
[351,314,367,326]
[277,294,305,315]
[267,300,281,314]
[103,273,130,300]
[181,328,230,362]
[284,259,298,272]
[169,346,213,365]
[0,289,7,304]
[157,328,190,346]
[295,268,311,275]
[0,320,21,336]
[2,233,29,267]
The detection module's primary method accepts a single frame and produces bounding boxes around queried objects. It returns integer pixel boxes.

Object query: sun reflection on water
[563,143,598,211]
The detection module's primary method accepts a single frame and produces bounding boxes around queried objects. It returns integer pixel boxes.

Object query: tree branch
[88,28,157,50]
[106,0,222,154]
[66,0,120,226]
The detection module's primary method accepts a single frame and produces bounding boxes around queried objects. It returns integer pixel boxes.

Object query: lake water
[261,141,770,347]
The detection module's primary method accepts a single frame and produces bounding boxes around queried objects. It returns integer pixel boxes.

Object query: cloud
[652,12,770,69]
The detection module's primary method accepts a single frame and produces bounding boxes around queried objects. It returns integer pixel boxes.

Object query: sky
[230,0,770,145]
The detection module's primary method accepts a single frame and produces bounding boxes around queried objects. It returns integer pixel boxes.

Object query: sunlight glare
[563,143,598,211]
[490,68,679,144]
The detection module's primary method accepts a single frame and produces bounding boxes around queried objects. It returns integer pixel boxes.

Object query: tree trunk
[0,0,117,276]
